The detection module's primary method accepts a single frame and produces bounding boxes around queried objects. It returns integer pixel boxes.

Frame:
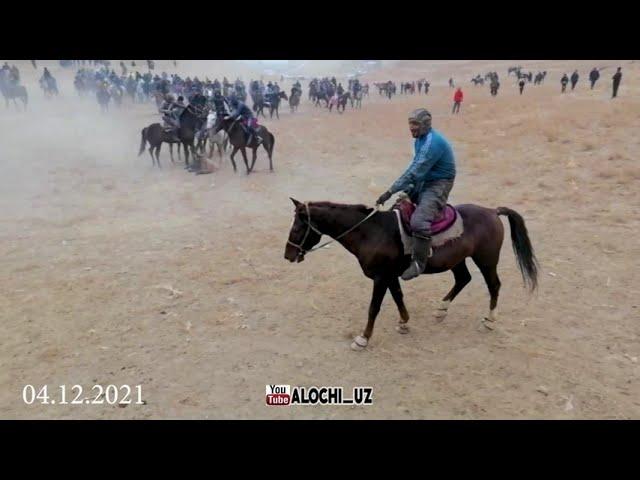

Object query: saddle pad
[394,209,464,255]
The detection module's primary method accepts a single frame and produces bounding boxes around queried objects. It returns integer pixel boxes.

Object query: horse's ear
[290,197,302,208]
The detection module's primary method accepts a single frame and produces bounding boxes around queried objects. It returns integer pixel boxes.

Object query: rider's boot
[401,236,431,281]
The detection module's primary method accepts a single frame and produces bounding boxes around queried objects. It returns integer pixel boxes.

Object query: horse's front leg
[182,141,190,168]
[351,276,389,351]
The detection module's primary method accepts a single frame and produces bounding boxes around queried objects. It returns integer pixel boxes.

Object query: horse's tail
[497,207,539,292]
[139,127,148,156]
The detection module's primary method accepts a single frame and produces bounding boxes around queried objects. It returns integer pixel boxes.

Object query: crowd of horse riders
[374,80,432,98]
[307,77,368,110]
[398,79,431,94]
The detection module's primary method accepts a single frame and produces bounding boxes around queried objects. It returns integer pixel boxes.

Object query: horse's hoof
[434,310,448,322]
[477,318,495,332]
[434,300,450,322]
[396,324,410,334]
[350,335,368,351]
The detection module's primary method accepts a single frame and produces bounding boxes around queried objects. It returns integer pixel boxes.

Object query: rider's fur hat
[408,108,432,129]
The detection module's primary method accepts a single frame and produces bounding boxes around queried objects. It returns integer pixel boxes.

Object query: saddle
[392,196,464,254]
[392,197,458,235]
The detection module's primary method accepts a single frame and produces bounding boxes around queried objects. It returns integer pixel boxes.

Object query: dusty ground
[1,60,638,419]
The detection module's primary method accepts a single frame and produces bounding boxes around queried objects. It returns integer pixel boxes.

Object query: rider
[9,65,20,84]
[375,109,456,281]
[265,81,274,96]
[337,83,344,95]
[158,94,184,141]
[212,89,230,118]
[42,67,52,80]
[227,96,262,146]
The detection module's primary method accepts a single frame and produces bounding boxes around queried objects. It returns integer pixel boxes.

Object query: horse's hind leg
[239,147,250,175]
[436,260,472,322]
[264,141,273,171]
[389,277,410,334]
[229,146,239,172]
[352,277,389,351]
[249,148,258,173]
[473,260,501,331]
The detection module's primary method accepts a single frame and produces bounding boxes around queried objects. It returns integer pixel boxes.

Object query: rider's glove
[376,191,392,206]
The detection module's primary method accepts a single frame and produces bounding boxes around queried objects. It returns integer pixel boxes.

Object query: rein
[287,203,380,256]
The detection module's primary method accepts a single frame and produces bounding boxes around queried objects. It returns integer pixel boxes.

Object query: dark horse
[284,199,538,350]
[96,89,111,112]
[177,104,206,170]
[265,91,288,119]
[251,91,267,118]
[213,116,275,174]
[0,74,28,110]
[334,92,351,113]
[39,76,59,98]
[138,123,182,167]
[289,90,301,113]
[314,91,330,108]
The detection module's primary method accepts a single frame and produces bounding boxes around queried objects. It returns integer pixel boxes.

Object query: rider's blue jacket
[230,101,253,120]
[388,128,456,200]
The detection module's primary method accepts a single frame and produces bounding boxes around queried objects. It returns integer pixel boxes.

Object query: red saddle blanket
[392,199,458,235]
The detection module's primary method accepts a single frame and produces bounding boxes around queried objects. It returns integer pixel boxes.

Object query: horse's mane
[309,202,373,214]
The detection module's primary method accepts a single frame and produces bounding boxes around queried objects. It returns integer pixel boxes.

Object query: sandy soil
[1,60,638,419]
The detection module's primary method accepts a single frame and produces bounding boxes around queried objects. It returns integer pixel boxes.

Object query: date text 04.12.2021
[22,385,144,405]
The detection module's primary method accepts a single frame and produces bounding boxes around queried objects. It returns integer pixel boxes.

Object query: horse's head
[280,91,288,100]
[284,198,323,263]
[213,114,233,134]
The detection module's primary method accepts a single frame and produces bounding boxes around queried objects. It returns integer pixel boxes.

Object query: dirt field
[1,60,638,419]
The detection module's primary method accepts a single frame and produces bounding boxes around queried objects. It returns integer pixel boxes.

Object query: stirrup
[401,260,425,281]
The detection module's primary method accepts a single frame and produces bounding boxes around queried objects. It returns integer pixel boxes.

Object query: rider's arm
[388,134,439,195]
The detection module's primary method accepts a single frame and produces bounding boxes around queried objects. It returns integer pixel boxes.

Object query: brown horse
[138,123,182,167]
[213,115,275,174]
[0,73,28,110]
[266,91,288,119]
[284,199,538,350]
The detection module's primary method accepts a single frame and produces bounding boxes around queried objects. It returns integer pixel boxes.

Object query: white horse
[196,112,229,160]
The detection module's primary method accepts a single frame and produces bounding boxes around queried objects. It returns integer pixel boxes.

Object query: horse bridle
[287,202,380,258]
